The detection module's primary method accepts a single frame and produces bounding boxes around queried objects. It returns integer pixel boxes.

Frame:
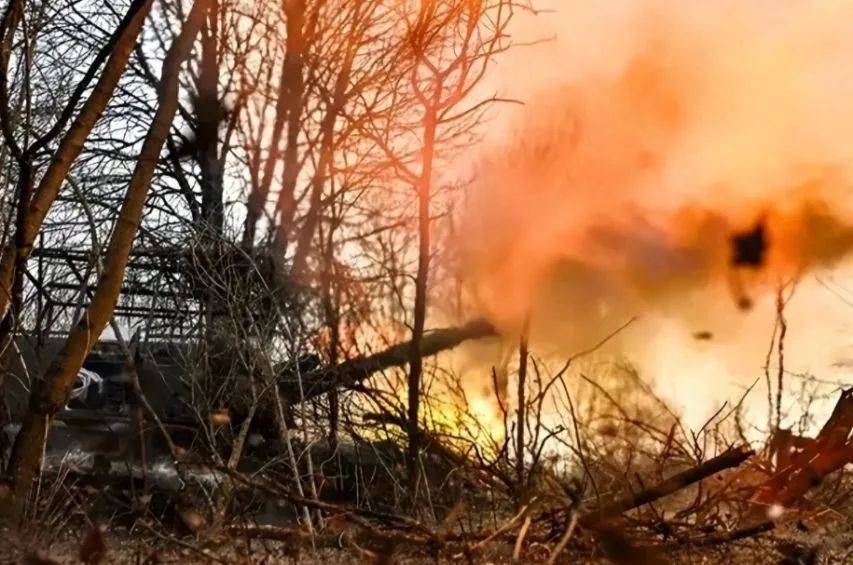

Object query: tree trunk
[407,107,437,495]
[0,0,27,336]
[516,317,530,493]
[270,0,308,250]
[288,4,362,278]
[7,161,31,329]
[320,221,342,448]
[197,0,223,233]
[242,0,306,249]
[4,0,210,521]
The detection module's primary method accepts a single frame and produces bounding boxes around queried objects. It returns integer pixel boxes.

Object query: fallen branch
[471,503,531,550]
[582,445,755,526]
[547,511,579,564]
[650,520,774,550]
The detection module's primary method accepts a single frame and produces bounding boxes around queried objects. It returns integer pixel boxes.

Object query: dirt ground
[1,525,847,564]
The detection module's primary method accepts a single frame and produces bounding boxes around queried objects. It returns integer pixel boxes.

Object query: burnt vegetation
[0,0,849,563]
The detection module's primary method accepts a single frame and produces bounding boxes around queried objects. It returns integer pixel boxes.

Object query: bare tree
[357,0,515,494]
[0,0,155,339]
[4,0,212,521]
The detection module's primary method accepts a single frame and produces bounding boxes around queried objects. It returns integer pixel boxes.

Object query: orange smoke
[460,0,853,346]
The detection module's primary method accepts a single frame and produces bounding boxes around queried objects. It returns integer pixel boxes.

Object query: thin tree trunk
[242,0,306,249]
[8,162,31,329]
[197,0,223,233]
[288,93,341,278]
[516,316,530,493]
[407,107,437,495]
[0,0,27,342]
[0,0,25,161]
[320,220,342,448]
[0,0,30,430]
[269,0,309,249]
[288,4,362,277]
[193,0,229,365]
[240,64,285,247]
[4,0,210,521]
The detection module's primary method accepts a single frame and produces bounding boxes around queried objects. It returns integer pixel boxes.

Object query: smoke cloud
[456,0,853,424]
